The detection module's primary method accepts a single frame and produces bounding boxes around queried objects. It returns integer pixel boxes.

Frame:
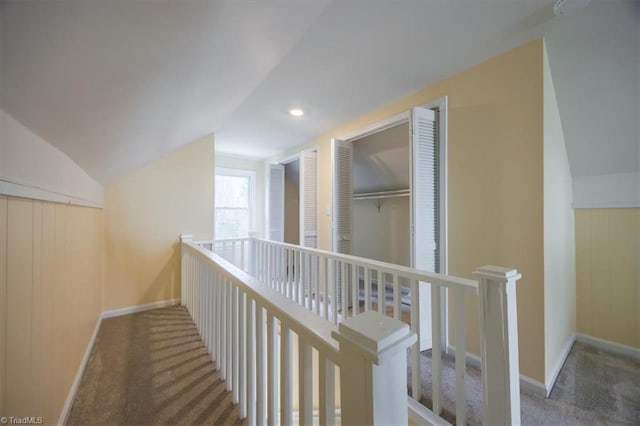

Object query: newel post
[332,311,416,425]
[474,265,522,426]
[179,234,193,306]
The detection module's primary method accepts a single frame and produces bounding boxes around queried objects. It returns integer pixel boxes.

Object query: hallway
[68,306,639,425]
[67,306,244,426]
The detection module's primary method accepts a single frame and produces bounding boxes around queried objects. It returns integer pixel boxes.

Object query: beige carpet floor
[67,306,244,426]
[68,305,639,425]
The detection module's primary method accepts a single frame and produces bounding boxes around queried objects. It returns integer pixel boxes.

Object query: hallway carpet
[410,341,640,425]
[69,305,639,425]
[67,306,244,426]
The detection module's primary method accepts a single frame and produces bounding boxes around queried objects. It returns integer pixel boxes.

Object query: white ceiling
[1,0,637,183]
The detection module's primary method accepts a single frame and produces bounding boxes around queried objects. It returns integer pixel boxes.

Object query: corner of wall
[542,41,577,387]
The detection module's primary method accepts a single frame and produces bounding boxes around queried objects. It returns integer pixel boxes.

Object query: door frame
[333,98,449,351]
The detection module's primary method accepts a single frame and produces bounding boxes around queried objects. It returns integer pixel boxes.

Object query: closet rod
[353,189,410,200]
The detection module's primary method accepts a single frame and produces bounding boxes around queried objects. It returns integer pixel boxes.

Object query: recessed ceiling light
[289,108,304,117]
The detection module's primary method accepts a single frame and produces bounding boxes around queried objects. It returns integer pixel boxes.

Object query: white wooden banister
[190,237,524,426]
[475,265,522,426]
[333,311,417,425]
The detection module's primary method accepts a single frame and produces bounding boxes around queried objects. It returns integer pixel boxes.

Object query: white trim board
[57,316,102,426]
[446,345,547,397]
[545,334,576,397]
[0,177,104,209]
[576,333,640,360]
[102,298,181,319]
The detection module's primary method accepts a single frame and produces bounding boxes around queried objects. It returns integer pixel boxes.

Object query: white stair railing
[197,236,522,426]
[181,235,417,425]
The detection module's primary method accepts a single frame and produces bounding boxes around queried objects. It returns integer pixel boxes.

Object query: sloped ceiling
[353,123,409,194]
[1,0,637,183]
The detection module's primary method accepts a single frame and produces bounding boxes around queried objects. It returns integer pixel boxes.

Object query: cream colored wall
[278,40,546,381]
[105,135,214,310]
[353,197,410,267]
[542,42,576,386]
[0,195,104,423]
[575,208,640,349]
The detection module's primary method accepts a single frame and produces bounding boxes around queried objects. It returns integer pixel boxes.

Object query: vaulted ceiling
[1,0,637,183]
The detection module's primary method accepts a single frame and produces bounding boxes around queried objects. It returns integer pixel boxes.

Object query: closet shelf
[353,189,410,200]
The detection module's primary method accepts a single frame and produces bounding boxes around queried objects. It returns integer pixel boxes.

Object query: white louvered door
[332,139,353,310]
[268,164,285,242]
[332,139,353,254]
[411,106,438,351]
[299,150,318,248]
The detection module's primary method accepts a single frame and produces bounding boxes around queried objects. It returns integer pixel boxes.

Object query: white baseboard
[101,298,180,319]
[544,334,576,397]
[57,316,102,426]
[446,345,547,397]
[576,333,640,360]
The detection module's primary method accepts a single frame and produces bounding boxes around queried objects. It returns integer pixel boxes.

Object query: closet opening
[331,98,448,351]
[283,159,300,245]
[267,148,318,248]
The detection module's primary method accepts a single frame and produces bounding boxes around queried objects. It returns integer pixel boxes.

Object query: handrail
[251,237,478,293]
[184,240,340,363]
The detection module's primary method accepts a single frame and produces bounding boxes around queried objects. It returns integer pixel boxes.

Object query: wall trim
[576,333,640,360]
[446,345,547,397]
[57,316,102,426]
[0,177,104,209]
[101,298,181,319]
[573,202,640,209]
[545,334,576,397]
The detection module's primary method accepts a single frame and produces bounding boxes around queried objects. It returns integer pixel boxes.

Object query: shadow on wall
[139,242,181,306]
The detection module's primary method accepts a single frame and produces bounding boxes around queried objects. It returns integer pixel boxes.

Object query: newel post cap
[180,233,193,242]
[473,265,522,283]
[332,311,416,365]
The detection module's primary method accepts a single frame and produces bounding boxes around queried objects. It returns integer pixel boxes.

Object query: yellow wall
[575,208,640,348]
[104,135,214,310]
[0,195,104,423]
[279,40,546,381]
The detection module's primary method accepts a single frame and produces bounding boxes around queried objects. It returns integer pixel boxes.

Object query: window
[215,168,255,239]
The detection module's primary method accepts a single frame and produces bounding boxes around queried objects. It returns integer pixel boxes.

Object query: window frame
[215,167,257,239]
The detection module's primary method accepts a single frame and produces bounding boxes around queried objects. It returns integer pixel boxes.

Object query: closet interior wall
[352,122,411,266]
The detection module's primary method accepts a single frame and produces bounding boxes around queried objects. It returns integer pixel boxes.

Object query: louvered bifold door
[332,139,353,311]
[268,164,285,242]
[411,106,438,350]
[300,150,318,248]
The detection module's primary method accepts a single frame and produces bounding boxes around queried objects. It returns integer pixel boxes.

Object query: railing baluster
[319,354,335,426]
[215,272,222,368]
[280,325,292,426]
[220,276,227,379]
[341,261,347,319]
[410,278,421,399]
[378,269,385,315]
[239,290,246,417]
[324,258,331,320]
[304,253,311,310]
[232,286,239,403]
[267,314,278,426]
[256,305,266,424]
[331,260,338,324]
[432,284,442,415]
[455,288,467,426]
[247,297,256,424]
[364,267,371,311]
[226,279,232,390]
[352,264,358,316]
[298,338,312,426]
[393,274,400,320]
